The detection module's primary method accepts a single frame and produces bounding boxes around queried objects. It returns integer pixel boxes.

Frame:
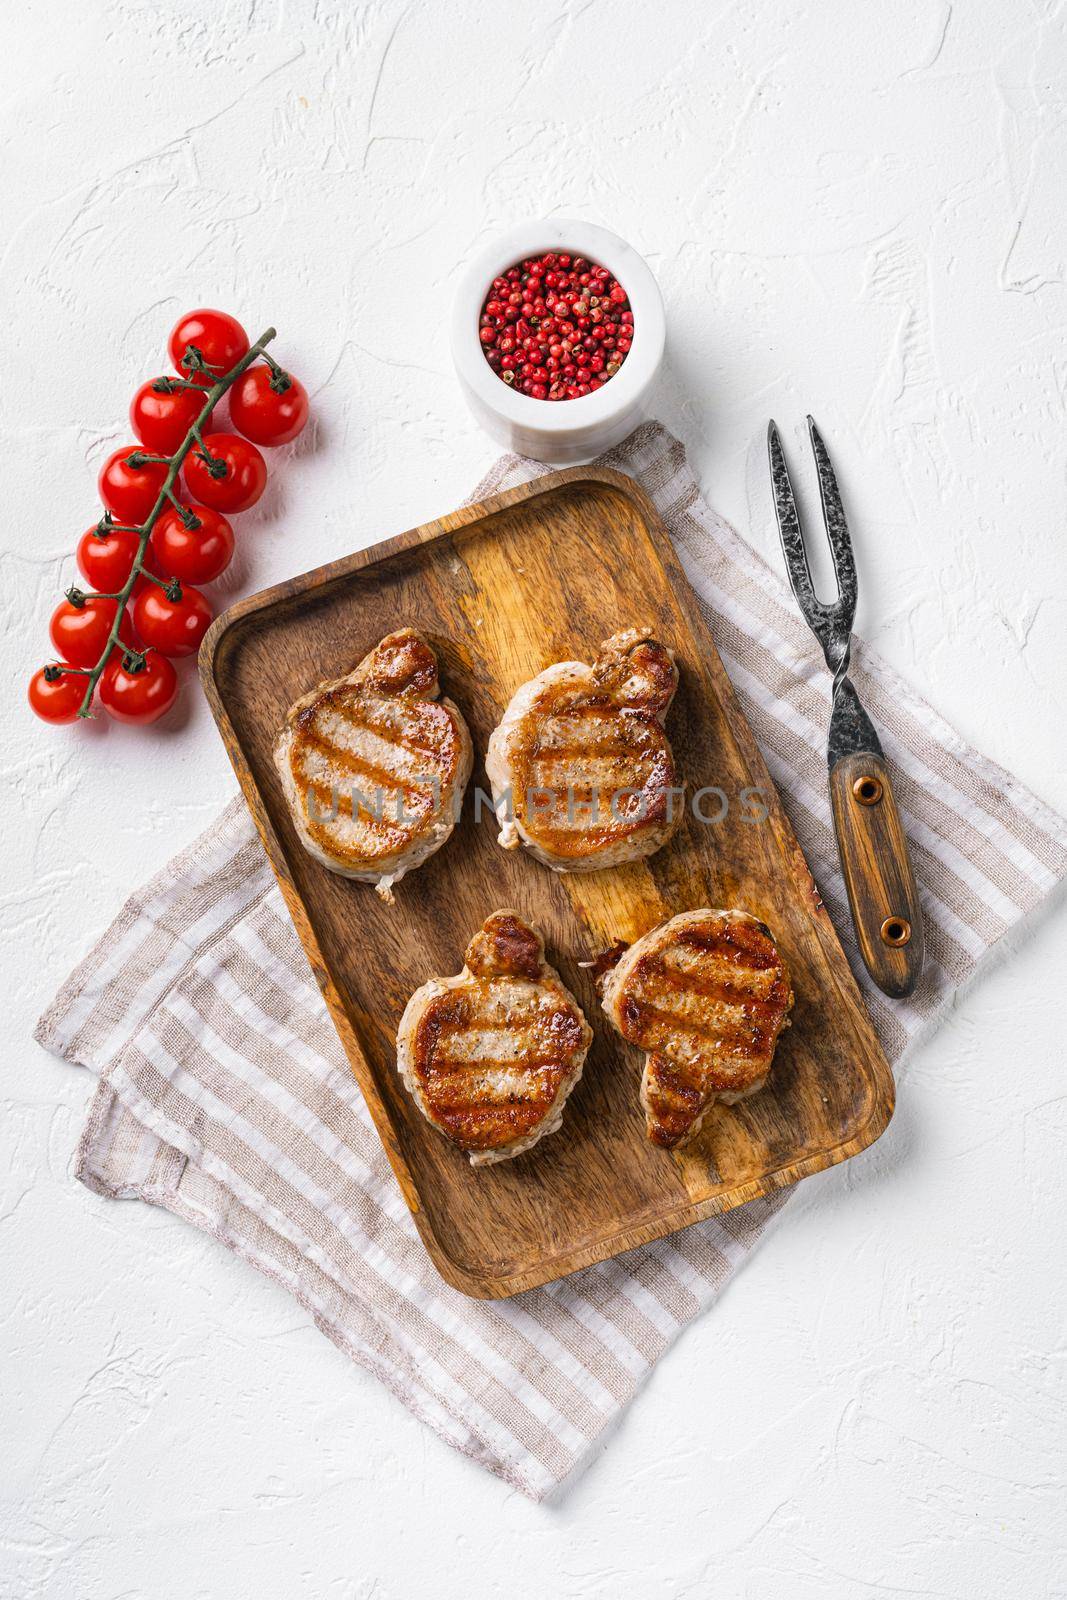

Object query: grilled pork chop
[600,909,793,1149]
[274,628,472,902]
[485,628,682,872]
[396,910,593,1167]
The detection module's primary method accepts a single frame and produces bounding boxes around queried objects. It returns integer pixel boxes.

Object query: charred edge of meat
[361,629,439,699]
[593,631,678,717]
[465,911,543,982]
[585,939,630,994]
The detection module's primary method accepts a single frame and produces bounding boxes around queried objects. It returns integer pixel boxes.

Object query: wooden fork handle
[829,750,924,998]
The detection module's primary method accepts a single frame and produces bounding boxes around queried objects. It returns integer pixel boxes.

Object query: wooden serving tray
[200,468,894,1297]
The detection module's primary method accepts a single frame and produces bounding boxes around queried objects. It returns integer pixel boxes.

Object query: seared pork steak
[600,909,794,1149]
[485,628,682,872]
[396,911,593,1167]
[274,628,472,902]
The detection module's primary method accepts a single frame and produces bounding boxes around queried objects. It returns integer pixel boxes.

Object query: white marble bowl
[450,219,665,464]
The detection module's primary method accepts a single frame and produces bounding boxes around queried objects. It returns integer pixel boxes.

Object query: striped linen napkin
[36,423,1067,1501]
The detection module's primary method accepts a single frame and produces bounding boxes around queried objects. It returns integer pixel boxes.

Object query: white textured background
[3,1,1066,1595]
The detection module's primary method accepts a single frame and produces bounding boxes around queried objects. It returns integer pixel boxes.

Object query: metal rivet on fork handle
[853,774,883,806]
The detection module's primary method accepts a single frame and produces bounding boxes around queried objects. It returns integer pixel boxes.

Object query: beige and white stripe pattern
[36,425,1067,1500]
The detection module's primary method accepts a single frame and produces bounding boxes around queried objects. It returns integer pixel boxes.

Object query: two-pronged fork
[768,417,924,998]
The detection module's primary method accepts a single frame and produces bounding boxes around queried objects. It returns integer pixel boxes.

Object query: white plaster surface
[3,2,1066,1595]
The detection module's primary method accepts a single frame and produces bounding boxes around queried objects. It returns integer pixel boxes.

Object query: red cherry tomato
[100,651,178,724]
[49,596,136,669]
[168,309,249,388]
[98,445,169,523]
[151,504,234,585]
[132,583,213,657]
[130,377,212,454]
[76,523,142,592]
[183,432,267,513]
[229,365,309,446]
[28,665,90,724]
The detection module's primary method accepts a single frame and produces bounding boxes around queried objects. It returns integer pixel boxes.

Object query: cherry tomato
[130,377,213,454]
[183,432,266,513]
[28,665,90,724]
[168,309,249,388]
[132,583,213,657]
[151,504,234,585]
[76,520,159,595]
[100,650,178,724]
[98,445,169,523]
[49,595,136,669]
[229,365,309,446]
[76,522,143,592]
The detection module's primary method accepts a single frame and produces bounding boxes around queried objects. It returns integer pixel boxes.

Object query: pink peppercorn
[479,252,633,401]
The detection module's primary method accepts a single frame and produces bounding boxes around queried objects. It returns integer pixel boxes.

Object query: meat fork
[767,417,924,998]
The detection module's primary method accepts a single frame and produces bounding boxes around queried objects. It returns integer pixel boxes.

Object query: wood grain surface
[199,468,895,1297]
[829,750,925,998]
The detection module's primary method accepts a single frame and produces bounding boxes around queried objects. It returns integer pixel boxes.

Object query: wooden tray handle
[829,750,924,998]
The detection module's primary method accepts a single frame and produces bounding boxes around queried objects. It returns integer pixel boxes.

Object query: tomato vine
[37,323,303,722]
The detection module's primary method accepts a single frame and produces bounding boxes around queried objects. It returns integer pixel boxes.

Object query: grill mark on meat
[298,782,415,860]
[412,988,574,1143]
[638,941,789,998]
[527,742,672,793]
[528,708,666,758]
[524,777,671,825]
[655,944,779,985]
[526,806,673,853]
[621,997,779,1060]
[422,1011,585,1049]
[646,958,786,1005]
[628,966,790,1026]
[300,776,415,834]
[527,747,662,783]
[415,1002,585,1071]
[487,630,681,870]
[423,1067,566,1109]
[430,1057,577,1077]
[674,923,780,969]
[276,629,472,895]
[643,1052,720,1149]
[535,731,631,758]
[295,730,438,813]
[398,912,592,1160]
[432,1104,556,1144]
[531,699,650,750]
[646,1053,706,1109]
[330,709,447,762]
[519,728,675,849]
[297,696,455,765]
[647,1053,703,1099]
[601,909,794,1151]
[520,721,675,846]
[296,728,434,800]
